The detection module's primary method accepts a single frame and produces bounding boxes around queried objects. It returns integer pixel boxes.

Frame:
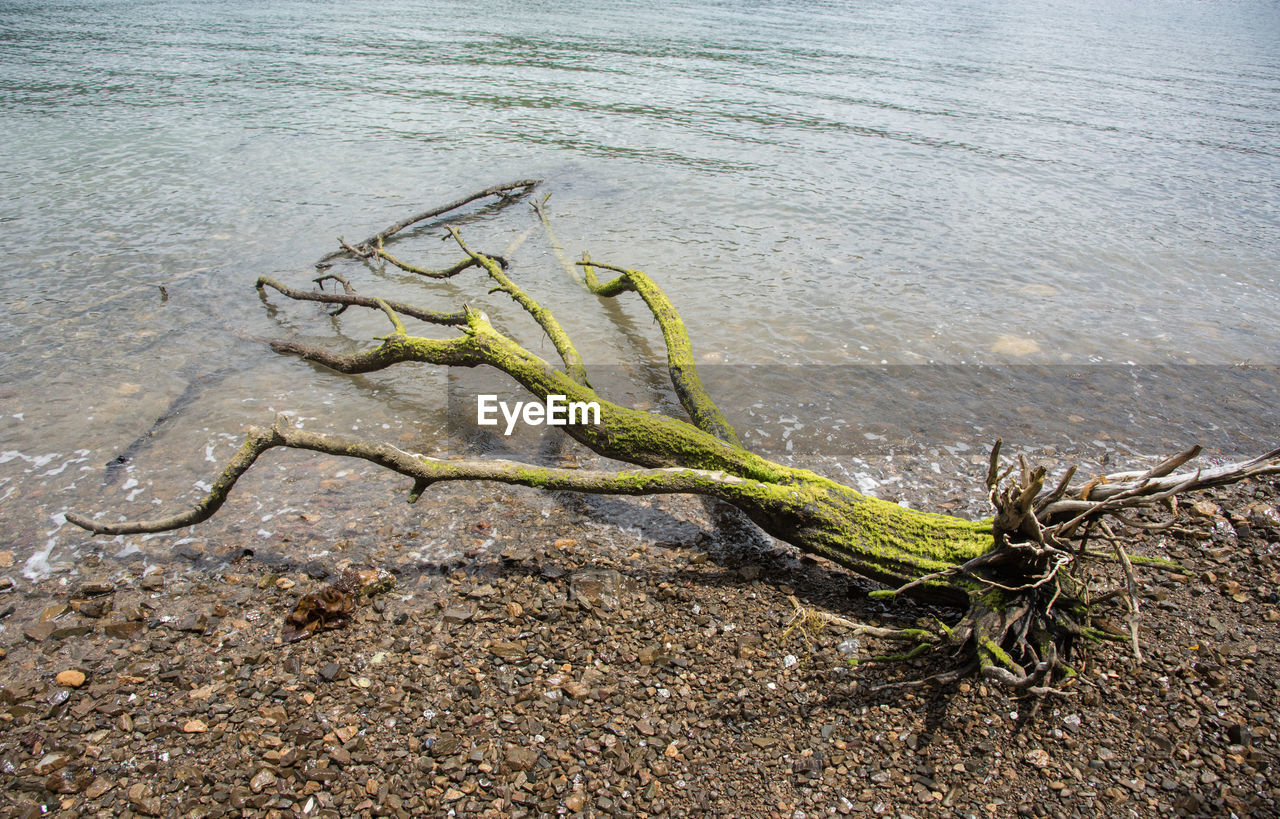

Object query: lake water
[2,0,1278,578]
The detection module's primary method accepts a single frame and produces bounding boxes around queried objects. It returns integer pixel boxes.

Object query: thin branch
[374,298,407,336]
[532,193,583,284]
[577,256,741,446]
[316,179,541,266]
[364,238,480,280]
[449,226,590,386]
[1099,521,1142,663]
[67,418,757,536]
[256,277,467,326]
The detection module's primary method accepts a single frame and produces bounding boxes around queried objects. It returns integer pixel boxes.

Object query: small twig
[1099,521,1142,663]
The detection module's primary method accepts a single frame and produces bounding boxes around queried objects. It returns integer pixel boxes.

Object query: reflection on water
[1,0,1278,574]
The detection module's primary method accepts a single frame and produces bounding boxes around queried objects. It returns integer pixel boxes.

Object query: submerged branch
[316,178,541,266]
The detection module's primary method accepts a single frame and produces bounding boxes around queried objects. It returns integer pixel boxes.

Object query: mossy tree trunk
[68,180,1279,693]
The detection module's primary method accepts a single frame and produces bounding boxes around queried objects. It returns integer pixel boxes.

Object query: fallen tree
[68,180,1280,695]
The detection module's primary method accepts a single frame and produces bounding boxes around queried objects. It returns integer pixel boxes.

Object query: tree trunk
[67,181,1279,693]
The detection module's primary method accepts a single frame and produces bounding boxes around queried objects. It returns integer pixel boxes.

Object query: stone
[23,621,55,642]
[72,598,112,618]
[489,641,525,660]
[55,669,86,688]
[39,604,71,622]
[33,753,70,775]
[570,568,624,611]
[562,681,591,700]
[991,335,1041,356]
[249,769,276,793]
[183,719,207,733]
[84,777,114,799]
[442,606,476,624]
[176,613,208,633]
[637,645,669,666]
[505,747,539,772]
[105,621,144,639]
[76,581,116,597]
[1025,749,1051,769]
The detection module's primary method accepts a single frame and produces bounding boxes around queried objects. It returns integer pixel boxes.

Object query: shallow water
[1,0,1278,577]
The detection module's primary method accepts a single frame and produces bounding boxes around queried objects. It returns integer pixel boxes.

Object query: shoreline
[2,478,1279,817]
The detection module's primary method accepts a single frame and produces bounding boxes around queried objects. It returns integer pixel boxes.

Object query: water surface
[2,0,1278,577]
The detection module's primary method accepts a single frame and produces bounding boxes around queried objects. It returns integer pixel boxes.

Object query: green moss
[398,313,1000,603]
[979,589,1010,612]
[978,635,1016,670]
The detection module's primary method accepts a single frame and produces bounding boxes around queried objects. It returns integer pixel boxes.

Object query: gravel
[1,477,1279,817]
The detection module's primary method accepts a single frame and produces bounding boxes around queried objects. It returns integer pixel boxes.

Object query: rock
[39,604,71,622]
[76,581,116,597]
[249,769,276,793]
[1025,749,1051,769]
[562,681,591,699]
[570,568,624,611]
[33,753,70,775]
[55,670,86,688]
[335,725,359,743]
[84,777,114,799]
[991,335,1041,356]
[183,720,207,733]
[1227,723,1252,746]
[127,782,162,816]
[72,598,112,618]
[1191,500,1221,519]
[51,624,91,640]
[489,641,525,661]
[566,791,587,812]
[638,645,670,666]
[442,606,476,624]
[0,550,12,568]
[505,747,539,772]
[116,602,145,621]
[318,662,341,682]
[104,621,143,639]
[176,613,208,633]
[23,621,55,642]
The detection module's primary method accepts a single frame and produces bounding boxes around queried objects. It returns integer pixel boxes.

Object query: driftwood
[69,181,1279,695]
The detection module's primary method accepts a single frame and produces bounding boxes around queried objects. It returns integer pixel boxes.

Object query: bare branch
[257,277,467,326]
[316,179,541,266]
[365,238,481,280]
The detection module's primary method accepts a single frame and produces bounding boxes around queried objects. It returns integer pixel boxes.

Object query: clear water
[2,0,1278,576]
